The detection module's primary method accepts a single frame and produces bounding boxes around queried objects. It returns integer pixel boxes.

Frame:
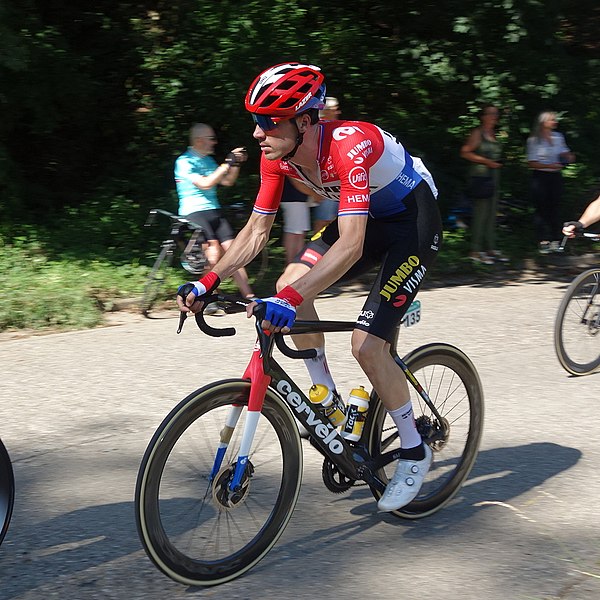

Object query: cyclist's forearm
[291,236,362,300]
[212,214,273,280]
[579,196,600,228]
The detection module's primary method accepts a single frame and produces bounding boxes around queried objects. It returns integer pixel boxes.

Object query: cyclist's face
[252,118,297,161]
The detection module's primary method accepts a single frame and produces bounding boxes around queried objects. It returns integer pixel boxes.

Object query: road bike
[0,437,15,546]
[554,232,600,375]
[140,207,270,316]
[135,295,484,586]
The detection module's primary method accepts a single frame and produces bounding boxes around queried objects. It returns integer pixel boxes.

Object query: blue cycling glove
[255,297,297,329]
[255,285,304,329]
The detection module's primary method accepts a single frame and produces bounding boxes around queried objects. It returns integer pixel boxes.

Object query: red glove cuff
[275,285,304,307]
[201,271,221,294]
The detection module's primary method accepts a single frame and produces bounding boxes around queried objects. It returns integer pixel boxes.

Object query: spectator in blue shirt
[174,123,254,299]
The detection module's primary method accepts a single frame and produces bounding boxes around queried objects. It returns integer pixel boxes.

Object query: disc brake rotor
[212,461,255,510]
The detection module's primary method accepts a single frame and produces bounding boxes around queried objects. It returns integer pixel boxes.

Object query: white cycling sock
[388,402,422,449]
[304,347,337,390]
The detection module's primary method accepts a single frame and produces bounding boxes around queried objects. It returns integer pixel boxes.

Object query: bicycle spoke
[555,269,600,375]
[369,345,483,519]
[136,383,302,585]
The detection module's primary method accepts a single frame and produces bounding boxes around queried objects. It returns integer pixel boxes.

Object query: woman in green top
[460,105,507,264]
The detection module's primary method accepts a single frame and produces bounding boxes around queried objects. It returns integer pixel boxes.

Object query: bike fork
[209,341,271,492]
[209,404,244,480]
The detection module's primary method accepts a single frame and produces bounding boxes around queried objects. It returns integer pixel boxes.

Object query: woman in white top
[526,111,575,253]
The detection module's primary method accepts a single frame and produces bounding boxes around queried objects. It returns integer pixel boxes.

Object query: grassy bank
[0,222,540,333]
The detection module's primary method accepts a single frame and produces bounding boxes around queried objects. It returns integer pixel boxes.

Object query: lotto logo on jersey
[348,167,368,189]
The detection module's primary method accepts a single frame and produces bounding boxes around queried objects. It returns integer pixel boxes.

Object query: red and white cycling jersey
[253,120,437,220]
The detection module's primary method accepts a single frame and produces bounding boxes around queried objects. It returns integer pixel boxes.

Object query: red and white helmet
[245,62,326,128]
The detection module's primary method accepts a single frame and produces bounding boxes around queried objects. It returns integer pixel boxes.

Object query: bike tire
[140,245,174,316]
[135,379,302,586]
[0,438,15,545]
[554,267,600,376]
[366,343,484,519]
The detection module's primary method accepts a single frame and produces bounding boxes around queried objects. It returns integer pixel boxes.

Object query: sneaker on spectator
[549,240,562,253]
[488,250,509,263]
[204,302,224,316]
[378,444,432,512]
[468,252,494,265]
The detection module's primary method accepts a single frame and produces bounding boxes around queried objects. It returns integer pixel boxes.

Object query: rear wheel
[554,268,600,376]
[367,343,484,519]
[140,245,174,316]
[135,380,302,586]
[0,438,15,545]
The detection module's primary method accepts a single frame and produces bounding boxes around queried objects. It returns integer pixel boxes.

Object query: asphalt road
[1,271,599,600]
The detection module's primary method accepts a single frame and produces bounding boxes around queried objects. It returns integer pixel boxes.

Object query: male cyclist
[177,63,443,511]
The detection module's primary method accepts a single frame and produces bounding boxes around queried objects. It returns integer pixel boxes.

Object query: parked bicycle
[0,437,15,546]
[140,206,269,316]
[135,294,484,586]
[554,231,600,375]
[140,209,209,316]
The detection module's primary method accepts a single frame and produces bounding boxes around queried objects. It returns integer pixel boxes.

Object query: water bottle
[309,384,347,427]
[341,386,370,442]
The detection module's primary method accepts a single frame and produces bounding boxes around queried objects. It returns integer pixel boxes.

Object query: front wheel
[366,343,484,519]
[554,267,600,376]
[0,437,15,545]
[135,380,303,586]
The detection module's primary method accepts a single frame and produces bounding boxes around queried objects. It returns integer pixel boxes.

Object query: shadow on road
[0,442,581,596]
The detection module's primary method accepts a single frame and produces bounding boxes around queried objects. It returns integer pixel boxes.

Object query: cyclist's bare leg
[221,239,254,299]
[352,327,423,455]
[205,239,223,266]
[350,329,409,412]
[283,232,306,265]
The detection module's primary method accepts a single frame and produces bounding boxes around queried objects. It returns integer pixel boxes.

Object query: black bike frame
[180,295,447,494]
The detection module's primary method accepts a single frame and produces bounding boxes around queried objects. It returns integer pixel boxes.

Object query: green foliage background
[1,0,600,329]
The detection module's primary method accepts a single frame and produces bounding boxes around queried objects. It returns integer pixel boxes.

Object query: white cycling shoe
[377,444,432,512]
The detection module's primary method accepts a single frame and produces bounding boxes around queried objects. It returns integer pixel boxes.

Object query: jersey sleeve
[253,154,285,216]
[330,125,384,217]
[174,155,194,181]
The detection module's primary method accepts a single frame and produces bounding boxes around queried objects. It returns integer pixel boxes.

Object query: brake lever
[177,311,187,334]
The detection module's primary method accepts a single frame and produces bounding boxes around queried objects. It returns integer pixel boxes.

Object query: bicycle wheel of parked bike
[140,245,175,316]
[366,343,484,519]
[0,438,15,545]
[135,380,303,586]
[554,267,600,376]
